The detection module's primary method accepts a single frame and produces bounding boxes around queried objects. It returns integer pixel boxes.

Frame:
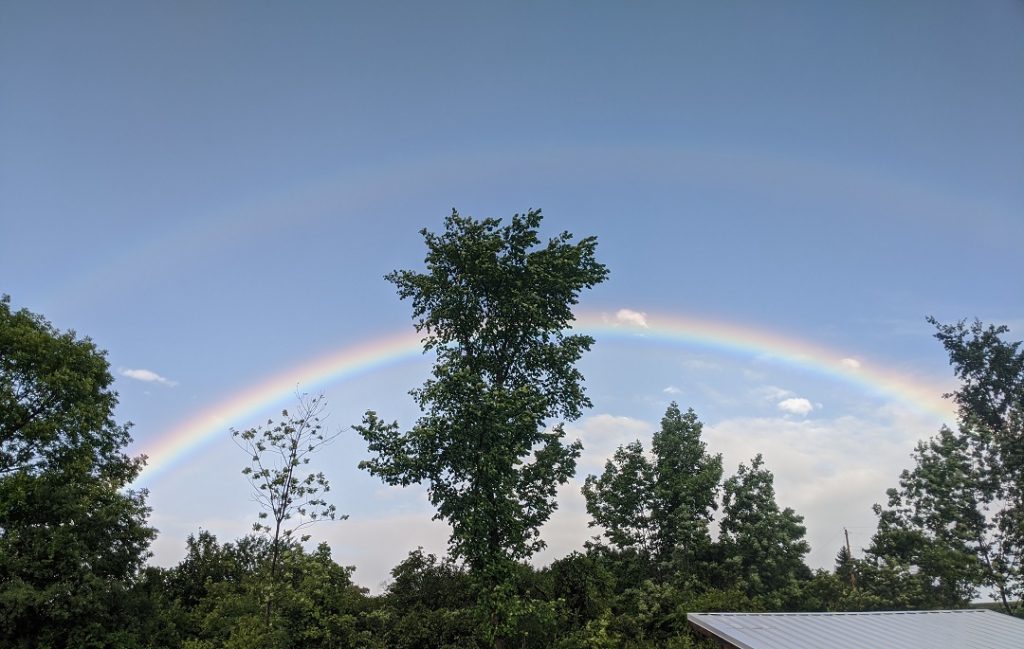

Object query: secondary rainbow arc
[131,311,956,485]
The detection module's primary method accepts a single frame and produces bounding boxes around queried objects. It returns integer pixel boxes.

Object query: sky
[2,1,1022,593]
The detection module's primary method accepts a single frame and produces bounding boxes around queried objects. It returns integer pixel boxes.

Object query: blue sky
[2,2,1022,591]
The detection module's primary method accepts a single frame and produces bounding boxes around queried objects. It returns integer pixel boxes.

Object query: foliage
[930,318,1022,453]
[0,295,131,476]
[547,551,614,628]
[866,426,989,608]
[355,209,608,643]
[0,295,155,648]
[582,440,657,556]
[650,404,723,577]
[374,548,481,649]
[583,404,722,581]
[161,533,373,649]
[718,454,810,604]
[864,319,1023,614]
[232,393,342,626]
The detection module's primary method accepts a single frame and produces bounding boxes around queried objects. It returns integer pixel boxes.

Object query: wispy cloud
[778,397,814,416]
[751,385,795,402]
[121,368,178,387]
[840,357,862,369]
[567,413,653,470]
[614,308,649,328]
[663,385,683,395]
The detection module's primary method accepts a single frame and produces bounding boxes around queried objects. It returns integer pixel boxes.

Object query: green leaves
[719,454,809,601]
[232,392,343,630]
[0,295,155,646]
[233,393,342,544]
[583,440,657,557]
[356,209,606,645]
[866,319,1023,614]
[651,404,723,572]
[582,403,723,581]
[0,294,128,476]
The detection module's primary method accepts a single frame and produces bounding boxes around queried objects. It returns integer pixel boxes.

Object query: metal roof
[687,610,1024,649]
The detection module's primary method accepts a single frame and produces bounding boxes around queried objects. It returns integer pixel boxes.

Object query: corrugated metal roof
[687,610,1024,649]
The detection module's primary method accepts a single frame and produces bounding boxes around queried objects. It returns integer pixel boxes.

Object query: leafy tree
[932,318,1023,613]
[651,404,722,576]
[582,404,721,578]
[0,295,155,647]
[866,426,988,608]
[232,393,342,629]
[163,533,373,649]
[356,209,608,644]
[718,454,809,604]
[930,318,1022,455]
[582,440,657,557]
[865,319,1023,615]
[546,551,614,630]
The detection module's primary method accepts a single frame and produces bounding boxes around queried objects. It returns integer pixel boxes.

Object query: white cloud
[566,413,653,471]
[681,357,722,371]
[752,385,795,402]
[121,368,178,386]
[545,407,941,573]
[614,308,649,328]
[778,397,814,416]
[663,385,682,395]
[703,409,937,568]
[840,357,862,369]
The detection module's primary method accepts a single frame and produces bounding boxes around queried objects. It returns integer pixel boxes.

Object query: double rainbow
[132,311,956,485]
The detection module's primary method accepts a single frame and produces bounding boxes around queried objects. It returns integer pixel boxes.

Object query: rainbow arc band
[132,311,955,485]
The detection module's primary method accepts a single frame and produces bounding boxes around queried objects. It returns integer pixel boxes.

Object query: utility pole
[844,527,857,589]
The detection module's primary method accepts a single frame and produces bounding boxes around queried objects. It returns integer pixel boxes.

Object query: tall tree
[651,403,723,574]
[867,319,1023,614]
[356,209,607,642]
[0,295,154,646]
[929,318,1022,449]
[866,426,990,609]
[582,403,722,576]
[718,454,809,602]
[232,392,341,629]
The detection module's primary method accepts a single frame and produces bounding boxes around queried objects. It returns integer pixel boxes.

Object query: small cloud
[752,385,795,402]
[663,385,683,395]
[840,358,862,369]
[615,308,649,329]
[681,357,721,371]
[121,368,177,387]
[778,397,814,416]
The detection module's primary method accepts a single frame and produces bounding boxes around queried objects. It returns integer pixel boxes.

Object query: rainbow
[131,310,957,485]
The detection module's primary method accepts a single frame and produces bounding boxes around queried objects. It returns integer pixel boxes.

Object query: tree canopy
[0,295,155,647]
[582,403,723,578]
[866,319,1023,614]
[357,209,608,572]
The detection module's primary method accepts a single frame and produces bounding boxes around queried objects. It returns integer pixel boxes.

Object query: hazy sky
[2,2,1022,591]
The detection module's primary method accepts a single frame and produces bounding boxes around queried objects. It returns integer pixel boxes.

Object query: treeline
[1,211,1021,647]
